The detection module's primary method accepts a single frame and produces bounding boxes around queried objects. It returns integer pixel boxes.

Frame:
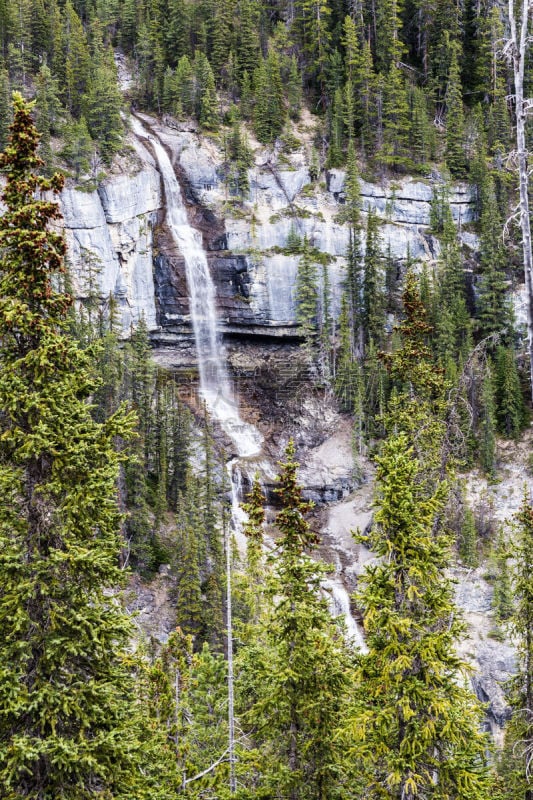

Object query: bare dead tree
[504,0,533,401]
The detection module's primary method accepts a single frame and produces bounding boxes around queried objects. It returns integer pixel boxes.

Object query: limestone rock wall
[61,114,478,339]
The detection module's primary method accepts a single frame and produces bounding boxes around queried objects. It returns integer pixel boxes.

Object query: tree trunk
[508,0,533,402]
[225,513,236,794]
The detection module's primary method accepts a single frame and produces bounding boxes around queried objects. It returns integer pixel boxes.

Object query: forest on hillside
[1,0,533,798]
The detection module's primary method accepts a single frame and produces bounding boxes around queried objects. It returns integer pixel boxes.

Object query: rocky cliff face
[62,113,477,343]
[61,136,161,332]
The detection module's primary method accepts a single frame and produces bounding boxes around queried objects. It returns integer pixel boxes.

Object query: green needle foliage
[349,275,489,800]
[496,493,533,800]
[352,434,489,800]
[0,93,145,799]
[238,440,352,799]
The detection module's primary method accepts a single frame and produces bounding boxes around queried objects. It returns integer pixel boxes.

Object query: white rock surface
[61,157,162,332]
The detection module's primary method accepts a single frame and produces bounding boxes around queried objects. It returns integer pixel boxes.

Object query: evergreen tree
[460,502,478,567]
[238,440,351,799]
[378,62,410,171]
[60,115,93,179]
[173,477,204,640]
[166,0,192,65]
[253,50,285,144]
[493,346,527,440]
[363,211,385,347]
[0,92,150,800]
[492,530,513,623]
[34,63,63,172]
[84,45,123,163]
[0,67,11,151]
[476,172,512,339]
[296,235,319,359]
[63,1,91,117]
[287,54,302,120]
[351,431,489,800]
[236,0,260,83]
[478,365,497,476]
[193,51,218,130]
[350,281,488,798]
[445,41,466,178]
[408,85,433,171]
[241,473,266,625]
[498,494,533,800]
[175,54,195,117]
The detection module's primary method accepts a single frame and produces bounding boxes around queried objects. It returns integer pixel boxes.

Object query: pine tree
[493,346,527,439]
[253,50,285,144]
[0,67,11,151]
[351,431,489,800]
[350,282,488,797]
[445,41,466,178]
[0,92,151,800]
[460,502,478,567]
[238,440,351,799]
[498,493,533,800]
[296,235,319,359]
[363,211,385,347]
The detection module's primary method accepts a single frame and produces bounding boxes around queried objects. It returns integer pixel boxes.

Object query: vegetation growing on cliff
[0,0,532,795]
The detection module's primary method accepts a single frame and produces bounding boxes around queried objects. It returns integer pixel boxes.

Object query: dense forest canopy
[0,0,533,797]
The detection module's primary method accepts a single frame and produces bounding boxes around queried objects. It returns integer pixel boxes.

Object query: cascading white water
[131,116,262,459]
[322,577,367,652]
[132,116,364,650]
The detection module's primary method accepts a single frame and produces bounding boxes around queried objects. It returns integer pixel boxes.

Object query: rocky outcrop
[61,155,161,333]
[60,113,481,341]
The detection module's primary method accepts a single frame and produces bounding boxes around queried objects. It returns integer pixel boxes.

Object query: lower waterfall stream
[131,114,362,648]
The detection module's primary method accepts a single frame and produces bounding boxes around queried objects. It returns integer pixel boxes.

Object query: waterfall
[131,116,365,652]
[131,116,262,459]
[322,578,367,652]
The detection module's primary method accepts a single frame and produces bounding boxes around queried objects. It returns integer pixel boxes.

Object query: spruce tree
[0,67,11,151]
[295,235,319,359]
[479,365,497,476]
[445,41,466,178]
[253,50,285,144]
[60,115,93,179]
[363,211,385,347]
[238,440,351,799]
[350,276,489,799]
[351,433,489,800]
[460,502,479,567]
[0,93,149,799]
[497,493,533,800]
[493,346,527,439]
[84,45,123,163]
[476,172,512,339]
